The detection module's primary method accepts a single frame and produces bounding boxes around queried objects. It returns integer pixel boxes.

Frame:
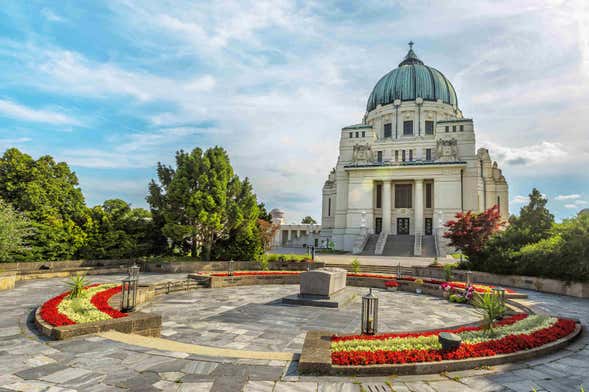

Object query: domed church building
[320,43,508,256]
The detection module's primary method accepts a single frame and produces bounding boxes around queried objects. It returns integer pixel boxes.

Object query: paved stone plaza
[144,285,481,352]
[0,273,588,391]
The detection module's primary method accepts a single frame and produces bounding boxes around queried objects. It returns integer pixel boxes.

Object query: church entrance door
[397,218,409,235]
[375,217,382,234]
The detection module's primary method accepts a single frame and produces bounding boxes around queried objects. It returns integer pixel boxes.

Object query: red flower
[331,317,577,366]
[90,285,127,319]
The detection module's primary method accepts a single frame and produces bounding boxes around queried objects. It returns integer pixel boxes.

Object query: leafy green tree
[80,199,155,259]
[147,146,262,261]
[471,189,555,273]
[301,216,317,224]
[0,199,32,261]
[0,148,88,260]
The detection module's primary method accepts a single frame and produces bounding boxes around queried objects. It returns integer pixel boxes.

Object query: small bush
[67,275,88,299]
[351,257,361,273]
[443,263,458,281]
[471,292,506,333]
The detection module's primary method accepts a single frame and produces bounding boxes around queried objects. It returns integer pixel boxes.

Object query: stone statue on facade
[352,143,374,164]
[436,138,459,162]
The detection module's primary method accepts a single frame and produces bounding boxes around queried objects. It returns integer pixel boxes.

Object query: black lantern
[121,263,140,312]
[397,262,402,279]
[228,259,234,276]
[361,288,379,335]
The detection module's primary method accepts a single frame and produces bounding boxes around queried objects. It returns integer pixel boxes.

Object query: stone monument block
[300,267,347,298]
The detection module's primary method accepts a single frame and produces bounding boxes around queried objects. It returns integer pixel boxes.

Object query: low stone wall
[0,271,16,291]
[299,323,582,376]
[451,270,589,298]
[143,260,321,274]
[208,274,301,288]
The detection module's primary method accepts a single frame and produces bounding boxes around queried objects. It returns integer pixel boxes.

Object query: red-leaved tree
[444,205,504,258]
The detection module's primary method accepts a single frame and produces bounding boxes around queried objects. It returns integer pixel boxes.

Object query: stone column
[382,180,391,234]
[414,179,424,235]
[287,230,292,241]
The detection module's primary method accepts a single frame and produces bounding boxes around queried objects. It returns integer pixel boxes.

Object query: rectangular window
[409,149,413,161]
[384,123,392,138]
[459,125,464,132]
[362,131,366,137]
[395,150,399,161]
[401,150,406,162]
[395,184,412,208]
[376,184,382,208]
[445,126,449,133]
[349,132,353,138]
[426,183,432,208]
[452,125,456,132]
[377,151,383,162]
[355,131,359,138]
[425,148,432,161]
[425,121,434,135]
[328,198,331,216]
[403,120,413,136]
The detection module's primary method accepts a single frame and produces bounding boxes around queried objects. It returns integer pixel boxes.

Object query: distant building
[320,43,508,256]
[579,208,589,217]
[270,208,322,248]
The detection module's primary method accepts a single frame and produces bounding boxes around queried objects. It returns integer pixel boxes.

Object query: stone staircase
[382,235,415,257]
[358,234,379,255]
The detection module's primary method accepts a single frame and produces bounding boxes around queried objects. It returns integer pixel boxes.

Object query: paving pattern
[143,285,481,352]
[0,273,587,391]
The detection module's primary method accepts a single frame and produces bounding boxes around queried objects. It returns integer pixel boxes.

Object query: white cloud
[511,195,529,204]
[564,204,579,209]
[555,194,581,200]
[0,100,80,126]
[41,9,65,23]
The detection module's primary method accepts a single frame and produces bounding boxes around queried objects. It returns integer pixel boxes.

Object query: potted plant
[414,278,424,294]
[384,280,399,291]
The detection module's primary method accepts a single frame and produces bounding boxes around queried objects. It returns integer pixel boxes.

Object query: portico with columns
[320,43,508,255]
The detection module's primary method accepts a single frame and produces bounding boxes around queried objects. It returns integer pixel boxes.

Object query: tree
[0,148,88,260]
[301,216,317,224]
[0,199,31,261]
[257,203,272,222]
[444,205,503,259]
[147,146,262,261]
[80,199,155,259]
[471,189,555,274]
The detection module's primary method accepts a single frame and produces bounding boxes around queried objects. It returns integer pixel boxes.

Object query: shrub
[471,292,506,333]
[67,275,88,299]
[351,257,361,273]
[443,263,458,281]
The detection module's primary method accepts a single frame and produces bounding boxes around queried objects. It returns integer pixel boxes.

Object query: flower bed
[40,284,126,327]
[330,314,577,366]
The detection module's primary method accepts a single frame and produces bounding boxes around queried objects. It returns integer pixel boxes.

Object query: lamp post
[397,262,402,279]
[361,288,379,335]
[121,263,140,313]
[466,270,473,288]
[311,245,315,261]
[228,259,234,277]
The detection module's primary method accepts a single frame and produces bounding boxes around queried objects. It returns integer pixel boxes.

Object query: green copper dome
[366,43,458,113]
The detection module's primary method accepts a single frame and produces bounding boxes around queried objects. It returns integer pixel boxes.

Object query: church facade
[320,44,508,255]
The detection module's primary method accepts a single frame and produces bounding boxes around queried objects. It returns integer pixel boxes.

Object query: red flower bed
[39,291,75,327]
[384,280,399,288]
[331,318,577,366]
[332,314,528,342]
[90,285,126,318]
[40,284,126,327]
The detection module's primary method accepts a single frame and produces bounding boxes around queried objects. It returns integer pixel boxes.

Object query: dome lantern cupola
[366,42,458,113]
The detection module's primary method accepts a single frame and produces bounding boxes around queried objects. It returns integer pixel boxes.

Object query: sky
[0,0,588,223]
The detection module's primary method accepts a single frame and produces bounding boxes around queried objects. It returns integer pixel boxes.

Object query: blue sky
[0,0,588,222]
